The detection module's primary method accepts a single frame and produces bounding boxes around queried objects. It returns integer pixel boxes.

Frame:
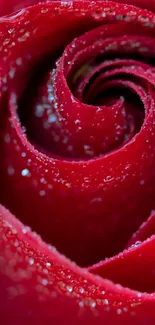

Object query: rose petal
[1,203,155,324]
[89,234,155,293]
[127,211,155,247]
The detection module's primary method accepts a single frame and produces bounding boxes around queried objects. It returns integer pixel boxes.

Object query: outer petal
[0,0,47,16]
[1,0,155,17]
[1,203,155,325]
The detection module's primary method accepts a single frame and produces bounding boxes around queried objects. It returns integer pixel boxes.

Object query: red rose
[1,1,155,324]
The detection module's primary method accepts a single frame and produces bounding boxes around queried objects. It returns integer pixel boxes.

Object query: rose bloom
[2,0,155,324]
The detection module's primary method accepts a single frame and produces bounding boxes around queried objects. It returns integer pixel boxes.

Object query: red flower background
[1,1,155,324]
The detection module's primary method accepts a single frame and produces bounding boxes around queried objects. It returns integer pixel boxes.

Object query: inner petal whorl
[1,3,155,268]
